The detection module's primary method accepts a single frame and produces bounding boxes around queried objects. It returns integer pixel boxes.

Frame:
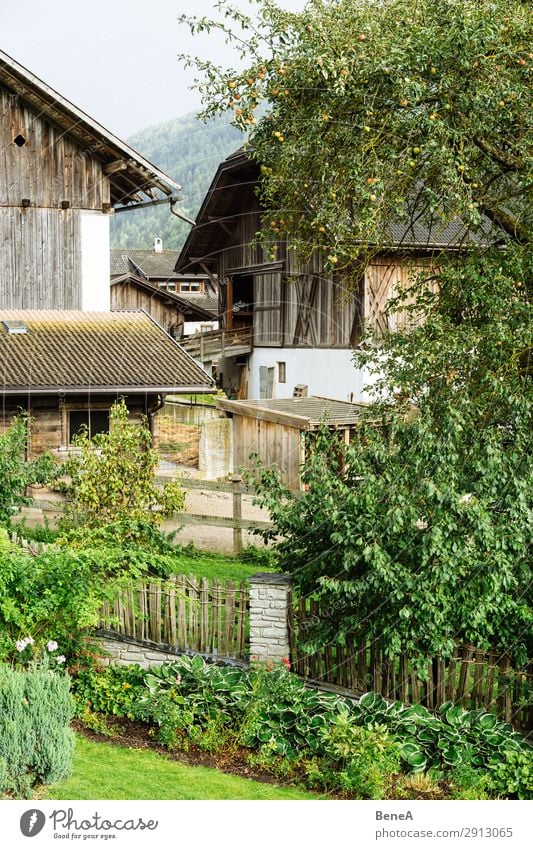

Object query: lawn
[170,549,274,583]
[44,736,315,800]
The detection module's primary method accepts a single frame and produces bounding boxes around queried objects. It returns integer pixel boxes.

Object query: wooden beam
[103,159,128,175]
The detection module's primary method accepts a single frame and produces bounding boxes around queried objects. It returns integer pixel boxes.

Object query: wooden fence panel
[101,575,250,661]
[290,596,532,730]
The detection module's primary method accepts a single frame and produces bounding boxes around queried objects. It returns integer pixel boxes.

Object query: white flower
[459,493,473,504]
[46,640,59,652]
[15,639,27,652]
[175,674,182,685]
[415,518,428,530]
[55,655,66,664]
[25,636,34,645]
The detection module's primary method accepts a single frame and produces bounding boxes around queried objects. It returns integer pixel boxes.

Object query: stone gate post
[248,572,292,662]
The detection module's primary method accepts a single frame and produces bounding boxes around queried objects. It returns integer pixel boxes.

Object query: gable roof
[176,149,502,273]
[0,310,213,394]
[175,150,259,273]
[0,49,180,207]
[110,274,215,321]
[111,249,182,279]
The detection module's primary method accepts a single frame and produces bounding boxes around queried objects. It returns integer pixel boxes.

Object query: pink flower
[15,640,27,652]
[175,674,182,685]
[46,640,59,652]
[281,657,291,670]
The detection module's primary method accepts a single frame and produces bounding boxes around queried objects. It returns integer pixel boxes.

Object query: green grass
[44,736,315,800]
[171,549,274,583]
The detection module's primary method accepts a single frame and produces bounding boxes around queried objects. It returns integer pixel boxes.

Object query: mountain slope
[111,112,242,250]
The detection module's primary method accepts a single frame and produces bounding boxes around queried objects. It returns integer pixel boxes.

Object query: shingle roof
[0,310,213,394]
[217,396,369,429]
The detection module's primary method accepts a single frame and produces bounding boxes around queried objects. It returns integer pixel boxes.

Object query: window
[200,323,213,332]
[277,361,286,383]
[180,281,202,293]
[69,409,109,443]
[166,282,176,292]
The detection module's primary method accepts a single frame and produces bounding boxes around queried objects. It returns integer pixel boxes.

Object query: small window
[277,361,286,383]
[200,324,213,332]
[167,282,176,292]
[189,282,201,292]
[14,134,26,147]
[69,409,109,443]
[179,282,190,292]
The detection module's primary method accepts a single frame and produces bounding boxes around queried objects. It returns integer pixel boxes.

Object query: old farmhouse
[176,149,488,402]
[0,49,213,449]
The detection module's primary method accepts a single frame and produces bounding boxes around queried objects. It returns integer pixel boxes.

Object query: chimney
[154,237,163,254]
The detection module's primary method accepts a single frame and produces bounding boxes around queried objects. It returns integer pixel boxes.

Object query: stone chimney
[154,237,163,254]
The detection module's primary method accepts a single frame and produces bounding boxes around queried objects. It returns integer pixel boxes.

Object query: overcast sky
[0,0,304,139]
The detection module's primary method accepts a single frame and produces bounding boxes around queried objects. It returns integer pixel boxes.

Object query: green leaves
[61,400,184,533]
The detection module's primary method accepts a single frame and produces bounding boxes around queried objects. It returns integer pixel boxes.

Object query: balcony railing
[179,325,253,362]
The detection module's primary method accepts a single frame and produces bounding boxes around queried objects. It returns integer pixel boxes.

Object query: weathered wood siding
[0,89,109,210]
[0,207,81,308]
[365,257,432,335]
[0,395,154,458]
[110,280,184,333]
[0,86,111,309]
[233,414,303,490]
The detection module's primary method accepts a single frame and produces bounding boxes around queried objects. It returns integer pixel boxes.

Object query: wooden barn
[0,49,213,452]
[0,48,185,312]
[0,310,213,457]
[176,149,485,402]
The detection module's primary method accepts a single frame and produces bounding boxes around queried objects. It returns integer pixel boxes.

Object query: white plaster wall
[247,348,374,402]
[184,320,219,336]
[80,211,110,311]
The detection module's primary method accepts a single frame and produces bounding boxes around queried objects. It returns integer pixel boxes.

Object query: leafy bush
[309,711,400,798]
[0,415,57,522]
[486,747,533,800]
[0,544,157,664]
[0,662,74,796]
[60,399,184,532]
[72,658,532,798]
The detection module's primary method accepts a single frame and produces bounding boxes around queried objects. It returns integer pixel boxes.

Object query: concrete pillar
[249,572,292,662]
[198,417,233,478]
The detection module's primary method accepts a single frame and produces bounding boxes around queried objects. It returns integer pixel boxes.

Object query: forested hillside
[111,113,242,250]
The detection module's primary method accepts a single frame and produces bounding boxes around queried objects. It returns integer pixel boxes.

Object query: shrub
[60,399,184,532]
[309,711,400,798]
[0,414,57,522]
[0,662,75,796]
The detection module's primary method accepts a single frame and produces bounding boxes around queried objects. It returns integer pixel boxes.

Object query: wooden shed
[217,396,368,490]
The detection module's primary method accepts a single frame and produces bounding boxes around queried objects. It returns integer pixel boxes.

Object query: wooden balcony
[179,325,252,362]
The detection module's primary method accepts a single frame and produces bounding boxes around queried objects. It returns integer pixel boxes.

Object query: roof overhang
[2,385,213,395]
[0,49,181,206]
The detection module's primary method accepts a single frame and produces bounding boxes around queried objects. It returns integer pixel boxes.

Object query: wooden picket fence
[289,596,532,731]
[99,575,249,661]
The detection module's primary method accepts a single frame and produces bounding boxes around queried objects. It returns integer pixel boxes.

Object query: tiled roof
[121,250,182,279]
[0,310,213,393]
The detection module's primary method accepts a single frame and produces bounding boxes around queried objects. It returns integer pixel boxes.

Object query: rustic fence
[289,596,532,730]
[157,474,273,554]
[99,575,249,661]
